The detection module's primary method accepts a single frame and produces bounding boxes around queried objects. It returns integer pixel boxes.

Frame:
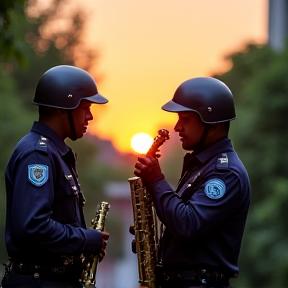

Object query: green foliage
[0,72,35,268]
[215,43,288,287]
[0,0,28,66]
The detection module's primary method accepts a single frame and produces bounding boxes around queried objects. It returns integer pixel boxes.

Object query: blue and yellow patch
[28,164,49,187]
[204,178,226,199]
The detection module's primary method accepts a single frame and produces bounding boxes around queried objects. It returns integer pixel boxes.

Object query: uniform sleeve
[11,151,102,255]
[149,171,242,241]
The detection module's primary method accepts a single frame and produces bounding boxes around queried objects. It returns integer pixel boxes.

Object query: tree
[24,0,99,70]
[0,0,27,66]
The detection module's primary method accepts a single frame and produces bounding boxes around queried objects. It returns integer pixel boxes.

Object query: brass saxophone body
[80,201,110,287]
[129,129,170,288]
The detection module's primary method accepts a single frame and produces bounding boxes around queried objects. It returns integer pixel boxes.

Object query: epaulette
[216,153,229,170]
[35,135,48,154]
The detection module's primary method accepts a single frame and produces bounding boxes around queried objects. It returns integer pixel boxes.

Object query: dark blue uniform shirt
[5,122,102,264]
[149,137,250,276]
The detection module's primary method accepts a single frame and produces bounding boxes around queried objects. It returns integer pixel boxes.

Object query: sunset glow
[84,0,268,153]
[131,133,154,154]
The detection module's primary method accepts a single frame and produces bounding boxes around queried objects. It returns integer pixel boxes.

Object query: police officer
[1,65,110,288]
[134,77,251,288]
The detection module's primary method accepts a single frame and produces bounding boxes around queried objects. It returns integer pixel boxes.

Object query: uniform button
[33,273,40,279]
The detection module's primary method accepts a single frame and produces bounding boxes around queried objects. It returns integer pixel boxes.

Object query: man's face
[71,100,93,139]
[174,111,206,151]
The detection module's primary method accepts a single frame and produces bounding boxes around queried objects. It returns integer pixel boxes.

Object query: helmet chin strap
[192,124,210,154]
[66,110,77,140]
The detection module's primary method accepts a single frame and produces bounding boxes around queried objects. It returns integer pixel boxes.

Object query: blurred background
[1,0,288,287]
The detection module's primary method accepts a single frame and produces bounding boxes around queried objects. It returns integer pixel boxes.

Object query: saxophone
[128,129,170,288]
[80,201,110,287]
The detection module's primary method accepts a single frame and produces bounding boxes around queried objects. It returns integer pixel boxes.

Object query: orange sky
[83,0,268,153]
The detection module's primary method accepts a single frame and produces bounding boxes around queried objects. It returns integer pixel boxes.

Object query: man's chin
[181,141,188,149]
[69,133,83,141]
[182,143,194,151]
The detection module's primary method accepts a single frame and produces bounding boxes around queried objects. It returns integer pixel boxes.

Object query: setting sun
[131,133,154,154]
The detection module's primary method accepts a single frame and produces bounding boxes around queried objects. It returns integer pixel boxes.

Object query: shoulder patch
[28,164,49,187]
[204,178,226,199]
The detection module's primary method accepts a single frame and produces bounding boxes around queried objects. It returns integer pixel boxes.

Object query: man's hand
[99,232,109,262]
[134,156,164,186]
[129,225,137,254]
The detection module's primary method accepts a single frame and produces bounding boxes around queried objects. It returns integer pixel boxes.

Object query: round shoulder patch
[204,178,226,199]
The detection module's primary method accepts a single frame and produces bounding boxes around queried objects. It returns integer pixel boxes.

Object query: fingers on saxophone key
[134,168,141,177]
[102,231,110,240]
[99,251,105,262]
[131,239,137,254]
[135,162,145,171]
[129,225,135,235]
[102,232,109,249]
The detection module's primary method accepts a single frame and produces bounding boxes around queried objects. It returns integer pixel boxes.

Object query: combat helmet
[162,77,236,123]
[33,65,108,109]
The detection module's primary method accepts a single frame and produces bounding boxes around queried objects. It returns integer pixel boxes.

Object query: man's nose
[174,120,182,132]
[87,111,93,121]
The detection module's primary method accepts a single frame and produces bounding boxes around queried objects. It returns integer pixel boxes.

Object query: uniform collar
[179,137,234,187]
[183,137,233,166]
[31,121,70,156]
[196,136,234,163]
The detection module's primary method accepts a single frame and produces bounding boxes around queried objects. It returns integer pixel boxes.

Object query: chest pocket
[52,173,79,224]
